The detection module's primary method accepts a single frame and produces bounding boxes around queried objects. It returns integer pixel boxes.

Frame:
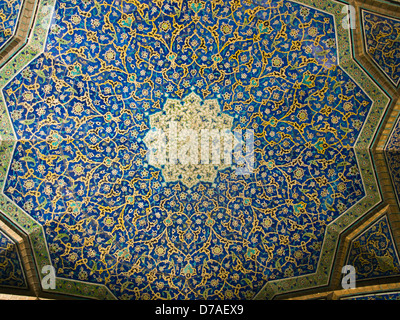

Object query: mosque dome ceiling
[0,0,399,301]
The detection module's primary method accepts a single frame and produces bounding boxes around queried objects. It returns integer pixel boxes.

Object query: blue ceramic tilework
[362,10,400,86]
[346,216,400,280]
[385,149,400,205]
[344,291,400,300]
[2,0,373,299]
[0,0,23,50]
[0,227,27,288]
[385,116,400,205]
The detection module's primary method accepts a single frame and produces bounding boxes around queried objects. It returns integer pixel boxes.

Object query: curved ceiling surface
[0,0,394,299]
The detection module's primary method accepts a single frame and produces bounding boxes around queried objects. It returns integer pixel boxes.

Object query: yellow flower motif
[104,48,116,62]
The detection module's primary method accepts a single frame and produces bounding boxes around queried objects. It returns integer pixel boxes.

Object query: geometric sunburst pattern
[144,91,235,188]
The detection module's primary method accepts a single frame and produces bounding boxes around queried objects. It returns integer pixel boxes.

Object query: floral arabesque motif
[3,0,372,299]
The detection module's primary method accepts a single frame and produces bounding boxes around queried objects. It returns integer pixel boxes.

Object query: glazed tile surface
[385,116,400,205]
[362,10,400,87]
[0,0,390,299]
[346,216,400,281]
[0,0,23,50]
[344,291,400,300]
[0,227,27,288]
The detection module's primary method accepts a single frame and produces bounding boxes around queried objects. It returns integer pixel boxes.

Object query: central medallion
[144,92,235,188]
